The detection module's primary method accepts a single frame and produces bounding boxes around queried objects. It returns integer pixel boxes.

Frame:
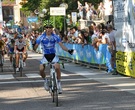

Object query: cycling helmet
[11,39,15,43]
[44,20,53,28]
[17,34,23,39]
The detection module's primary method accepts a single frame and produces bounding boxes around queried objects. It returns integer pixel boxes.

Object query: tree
[20,0,103,31]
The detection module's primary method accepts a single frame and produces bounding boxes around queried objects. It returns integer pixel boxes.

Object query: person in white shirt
[107,24,116,74]
[104,0,113,24]
[77,1,83,19]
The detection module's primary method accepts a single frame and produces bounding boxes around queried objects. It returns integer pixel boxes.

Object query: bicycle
[16,52,24,77]
[9,52,16,74]
[0,51,4,72]
[45,61,64,107]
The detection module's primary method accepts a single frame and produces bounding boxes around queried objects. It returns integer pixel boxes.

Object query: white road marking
[0,78,90,85]
[61,72,68,76]
[0,74,14,80]
[25,73,41,78]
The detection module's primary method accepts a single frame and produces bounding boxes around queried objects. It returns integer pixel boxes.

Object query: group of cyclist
[0,23,74,94]
[0,32,27,72]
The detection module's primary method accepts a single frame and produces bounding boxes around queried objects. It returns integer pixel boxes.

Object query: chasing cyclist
[0,35,6,58]
[6,39,15,65]
[34,23,73,94]
[14,35,27,72]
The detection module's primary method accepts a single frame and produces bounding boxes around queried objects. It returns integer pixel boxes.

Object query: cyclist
[6,39,15,65]
[0,35,6,57]
[14,35,27,72]
[34,23,73,94]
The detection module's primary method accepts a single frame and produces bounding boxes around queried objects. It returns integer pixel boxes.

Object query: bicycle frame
[45,62,59,106]
[45,61,64,107]
[11,53,16,74]
[18,52,24,76]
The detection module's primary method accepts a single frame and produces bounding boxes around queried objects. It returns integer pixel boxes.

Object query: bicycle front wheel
[52,72,58,107]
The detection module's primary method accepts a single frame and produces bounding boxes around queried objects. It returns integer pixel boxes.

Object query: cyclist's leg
[55,63,61,80]
[23,52,27,66]
[52,56,62,93]
[15,52,20,68]
[40,56,47,79]
[23,52,28,60]
[9,54,13,64]
[39,64,46,79]
[52,55,61,80]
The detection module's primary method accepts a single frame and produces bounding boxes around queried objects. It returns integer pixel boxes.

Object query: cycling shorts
[40,54,59,64]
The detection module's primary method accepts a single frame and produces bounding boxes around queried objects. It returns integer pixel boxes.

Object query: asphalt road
[0,51,135,110]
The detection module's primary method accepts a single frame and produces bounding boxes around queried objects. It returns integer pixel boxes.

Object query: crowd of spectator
[77,0,113,24]
[61,21,116,74]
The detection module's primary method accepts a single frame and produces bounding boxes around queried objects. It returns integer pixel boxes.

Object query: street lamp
[37,8,47,32]
[59,3,68,35]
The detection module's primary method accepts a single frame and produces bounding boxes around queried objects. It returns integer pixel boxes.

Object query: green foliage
[20,0,103,31]
[2,0,15,3]
[50,16,64,31]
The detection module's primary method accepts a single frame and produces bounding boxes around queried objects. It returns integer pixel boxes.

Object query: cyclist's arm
[23,45,27,52]
[14,45,17,52]
[58,42,68,52]
[6,44,9,53]
[23,41,27,52]
[34,44,38,51]
[34,34,43,51]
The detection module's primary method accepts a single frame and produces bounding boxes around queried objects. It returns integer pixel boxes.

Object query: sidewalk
[61,61,135,94]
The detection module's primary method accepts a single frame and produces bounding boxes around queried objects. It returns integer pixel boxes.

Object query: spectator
[91,33,99,50]
[17,26,22,33]
[97,2,105,20]
[70,26,79,38]
[77,1,83,19]
[104,0,113,24]
[98,29,110,44]
[82,30,92,44]
[107,24,117,74]
[74,32,84,44]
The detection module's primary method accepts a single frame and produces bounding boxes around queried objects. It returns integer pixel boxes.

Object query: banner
[50,7,66,16]
[55,43,111,65]
[114,0,135,77]
[27,17,38,23]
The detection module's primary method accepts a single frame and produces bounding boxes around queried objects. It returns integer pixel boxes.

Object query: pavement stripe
[0,72,69,81]
[0,78,90,85]
[0,74,14,80]
[61,72,68,76]
[25,73,41,78]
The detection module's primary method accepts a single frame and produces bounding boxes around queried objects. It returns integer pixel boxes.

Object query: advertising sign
[114,0,135,77]
[27,17,38,23]
[0,0,3,22]
[71,12,77,23]
[50,7,65,16]
[114,0,135,52]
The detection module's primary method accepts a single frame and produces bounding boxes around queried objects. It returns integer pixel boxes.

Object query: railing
[55,43,111,70]
[28,41,112,70]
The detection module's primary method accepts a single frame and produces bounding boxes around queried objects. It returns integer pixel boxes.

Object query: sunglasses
[18,37,23,39]
[46,27,53,29]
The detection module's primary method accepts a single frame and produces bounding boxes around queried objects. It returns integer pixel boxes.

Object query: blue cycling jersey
[7,43,14,53]
[36,33,61,54]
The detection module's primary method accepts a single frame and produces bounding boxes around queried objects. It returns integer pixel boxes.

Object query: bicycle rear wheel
[52,72,58,107]
[20,67,23,76]
[12,58,16,74]
[0,55,3,72]
[19,61,23,77]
